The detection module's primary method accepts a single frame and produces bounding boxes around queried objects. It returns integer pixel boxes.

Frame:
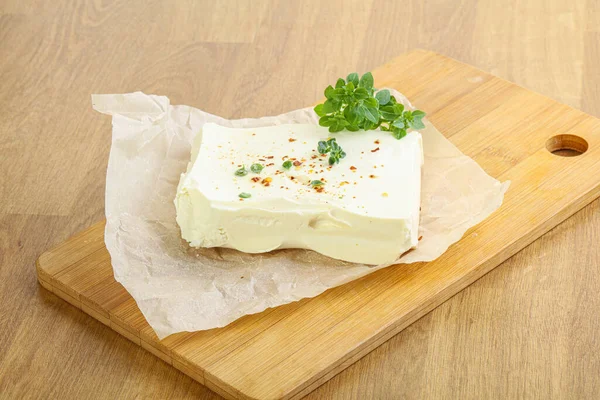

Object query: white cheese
[175,123,423,265]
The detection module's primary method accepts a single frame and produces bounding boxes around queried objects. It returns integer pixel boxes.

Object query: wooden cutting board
[36,49,600,400]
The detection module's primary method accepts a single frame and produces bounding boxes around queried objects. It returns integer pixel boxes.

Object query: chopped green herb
[282,160,293,169]
[317,140,329,155]
[235,165,248,176]
[239,192,252,198]
[250,163,264,173]
[311,180,324,187]
[313,72,426,138]
[317,138,346,166]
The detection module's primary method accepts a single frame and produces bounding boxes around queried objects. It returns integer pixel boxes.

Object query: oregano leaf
[375,89,391,106]
[359,72,374,90]
[314,104,325,117]
[346,72,359,86]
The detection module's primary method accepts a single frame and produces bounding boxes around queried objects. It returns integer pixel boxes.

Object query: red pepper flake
[293,160,302,167]
[266,156,274,159]
[374,139,380,144]
[251,177,260,183]
[282,155,288,160]
[290,176,295,180]
[315,186,325,193]
[290,157,297,161]
[266,163,274,167]
[369,174,377,178]
[289,138,297,142]
[258,158,266,161]
[350,166,357,171]
[311,155,318,159]
[418,235,423,241]
[261,177,272,187]
[371,147,380,153]
[320,154,326,157]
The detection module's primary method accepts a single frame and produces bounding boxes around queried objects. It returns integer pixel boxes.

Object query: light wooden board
[36,50,600,400]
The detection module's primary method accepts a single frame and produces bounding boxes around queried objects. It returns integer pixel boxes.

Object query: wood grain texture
[34,49,600,399]
[1,1,600,399]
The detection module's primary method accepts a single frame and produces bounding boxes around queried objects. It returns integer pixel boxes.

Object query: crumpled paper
[92,90,509,339]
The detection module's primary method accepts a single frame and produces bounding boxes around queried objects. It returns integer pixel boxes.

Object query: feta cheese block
[175,123,423,265]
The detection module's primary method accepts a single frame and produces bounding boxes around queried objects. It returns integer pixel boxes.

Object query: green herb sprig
[317,138,346,165]
[314,72,426,139]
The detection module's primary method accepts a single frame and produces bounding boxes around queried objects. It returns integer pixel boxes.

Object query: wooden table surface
[1,0,599,399]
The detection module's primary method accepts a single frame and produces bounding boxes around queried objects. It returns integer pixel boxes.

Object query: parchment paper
[92,90,509,339]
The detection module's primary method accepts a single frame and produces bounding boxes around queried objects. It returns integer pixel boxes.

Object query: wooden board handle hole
[545,134,588,157]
